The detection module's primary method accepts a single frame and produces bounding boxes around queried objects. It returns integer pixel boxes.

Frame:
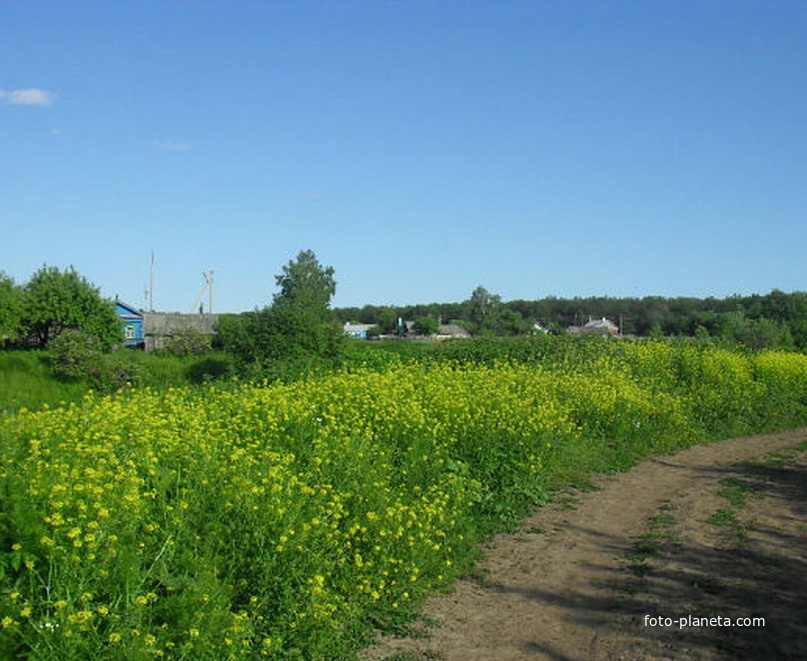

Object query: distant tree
[376,307,399,333]
[737,318,792,350]
[162,327,211,356]
[224,250,343,367]
[274,249,336,310]
[788,320,807,351]
[366,325,383,339]
[490,308,529,336]
[413,316,439,336]
[468,286,500,326]
[694,325,710,341]
[0,272,24,345]
[22,266,122,348]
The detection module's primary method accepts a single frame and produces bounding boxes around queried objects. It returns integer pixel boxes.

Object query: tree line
[4,260,806,362]
[335,286,807,350]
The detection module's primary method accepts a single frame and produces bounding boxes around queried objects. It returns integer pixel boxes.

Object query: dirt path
[362,429,807,661]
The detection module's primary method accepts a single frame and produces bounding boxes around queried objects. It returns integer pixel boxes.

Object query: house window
[125,325,135,340]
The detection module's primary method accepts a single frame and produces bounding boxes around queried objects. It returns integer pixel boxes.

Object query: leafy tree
[49,328,140,391]
[375,307,399,333]
[274,249,336,311]
[22,266,122,348]
[48,328,105,381]
[224,250,343,368]
[490,308,529,336]
[413,316,439,336]
[468,286,501,329]
[0,272,24,345]
[694,325,710,341]
[789,320,807,351]
[162,327,212,356]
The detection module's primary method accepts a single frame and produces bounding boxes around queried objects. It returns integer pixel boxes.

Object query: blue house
[115,299,144,347]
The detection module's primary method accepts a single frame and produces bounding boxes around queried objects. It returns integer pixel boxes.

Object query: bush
[162,327,212,356]
[48,329,140,392]
[48,328,105,381]
[186,356,233,384]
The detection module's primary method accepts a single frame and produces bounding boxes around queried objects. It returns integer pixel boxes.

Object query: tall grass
[0,352,87,415]
[0,350,233,415]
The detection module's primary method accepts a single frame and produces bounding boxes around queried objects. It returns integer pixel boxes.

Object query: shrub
[48,328,105,381]
[48,329,140,392]
[162,327,212,357]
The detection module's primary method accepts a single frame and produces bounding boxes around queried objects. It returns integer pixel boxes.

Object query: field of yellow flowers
[2,341,807,659]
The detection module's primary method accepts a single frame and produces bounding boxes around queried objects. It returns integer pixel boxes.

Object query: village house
[114,299,218,350]
[567,317,620,336]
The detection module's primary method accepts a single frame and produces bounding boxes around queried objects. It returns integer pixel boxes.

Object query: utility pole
[149,251,155,312]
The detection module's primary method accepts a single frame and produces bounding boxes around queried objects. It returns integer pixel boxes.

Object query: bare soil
[362,429,807,661]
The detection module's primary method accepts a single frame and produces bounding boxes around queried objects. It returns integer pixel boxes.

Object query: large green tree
[0,272,24,345]
[224,250,343,366]
[22,266,122,348]
[413,315,439,336]
[274,249,336,310]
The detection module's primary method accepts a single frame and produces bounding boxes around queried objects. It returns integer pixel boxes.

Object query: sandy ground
[362,429,807,661]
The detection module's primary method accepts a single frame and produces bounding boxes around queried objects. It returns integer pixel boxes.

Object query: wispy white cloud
[153,141,193,152]
[0,88,55,106]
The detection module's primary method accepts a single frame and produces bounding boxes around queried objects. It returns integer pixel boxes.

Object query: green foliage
[48,329,140,392]
[0,272,24,345]
[162,327,212,357]
[2,343,807,658]
[21,266,123,348]
[365,325,383,339]
[375,307,398,333]
[222,251,344,373]
[274,248,336,310]
[185,356,233,384]
[467,285,500,334]
[47,328,105,381]
[413,315,439,336]
[335,289,807,346]
[789,320,807,351]
[0,351,87,414]
[719,312,794,350]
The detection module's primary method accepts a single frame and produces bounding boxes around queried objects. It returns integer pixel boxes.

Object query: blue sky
[2,1,806,313]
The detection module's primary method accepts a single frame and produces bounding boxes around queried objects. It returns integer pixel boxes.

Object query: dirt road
[363,429,807,660]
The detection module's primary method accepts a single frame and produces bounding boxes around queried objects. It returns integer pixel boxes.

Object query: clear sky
[2,1,806,313]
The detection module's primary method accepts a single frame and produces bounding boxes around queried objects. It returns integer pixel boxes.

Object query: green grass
[0,349,234,415]
[0,351,87,414]
[716,477,757,508]
[624,505,678,577]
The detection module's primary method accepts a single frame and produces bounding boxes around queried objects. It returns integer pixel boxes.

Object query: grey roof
[343,323,376,333]
[583,317,618,329]
[142,313,219,335]
[438,324,471,337]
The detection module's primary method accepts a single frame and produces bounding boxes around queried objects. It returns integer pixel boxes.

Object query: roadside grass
[622,504,679,586]
[706,475,761,545]
[710,440,807,544]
